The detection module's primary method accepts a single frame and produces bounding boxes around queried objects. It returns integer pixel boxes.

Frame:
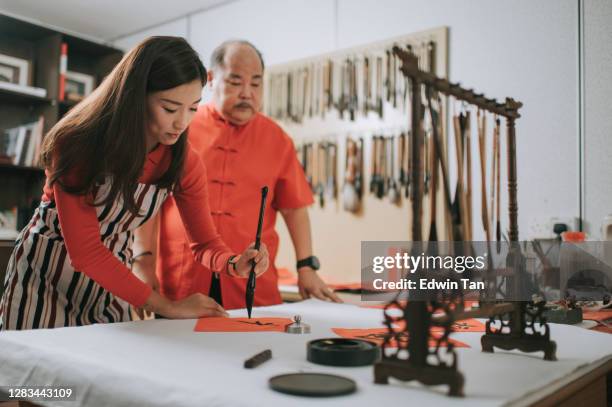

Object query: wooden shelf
[0,12,122,213]
[0,87,52,106]
[59,99,79,110]
[63,33,121,58]
[0,14,55,41]
[0,163,45,175]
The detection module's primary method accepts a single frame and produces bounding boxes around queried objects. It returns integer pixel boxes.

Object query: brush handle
[253,186,268,250]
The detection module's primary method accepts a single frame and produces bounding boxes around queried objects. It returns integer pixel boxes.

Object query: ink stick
[244,349,272,369]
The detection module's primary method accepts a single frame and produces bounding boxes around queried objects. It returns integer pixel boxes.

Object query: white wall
[114,18,189,50]
[189,0,336,66]
[584,0,612,239]
[112,0,610,281]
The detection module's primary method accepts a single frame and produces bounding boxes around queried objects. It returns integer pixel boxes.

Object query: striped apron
[0,181,169,330]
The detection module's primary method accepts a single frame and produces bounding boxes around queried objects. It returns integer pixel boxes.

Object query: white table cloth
[0,299,611,406]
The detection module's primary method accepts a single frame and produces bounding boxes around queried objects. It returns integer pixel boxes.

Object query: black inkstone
[307,338,381,367]
[269,373,356,397]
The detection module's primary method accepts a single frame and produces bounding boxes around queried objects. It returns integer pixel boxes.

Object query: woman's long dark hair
[41,36,206,215]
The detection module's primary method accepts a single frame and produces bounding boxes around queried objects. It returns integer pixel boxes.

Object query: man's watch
[296,256,320,271]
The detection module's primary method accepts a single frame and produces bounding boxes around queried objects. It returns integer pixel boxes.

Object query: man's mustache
[235,102,253,110]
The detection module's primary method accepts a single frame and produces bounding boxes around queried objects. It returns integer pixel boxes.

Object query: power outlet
[550,217,580,234]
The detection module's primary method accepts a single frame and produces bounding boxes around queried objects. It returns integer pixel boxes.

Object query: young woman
[0,36,269,330]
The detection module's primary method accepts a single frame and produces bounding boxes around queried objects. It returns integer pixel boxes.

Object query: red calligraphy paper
[194,317,293,332]
[332,327,469,348]
[583,310,612,323]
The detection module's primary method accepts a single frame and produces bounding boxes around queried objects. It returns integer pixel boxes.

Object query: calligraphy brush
[426,91,438,243]
[465,111,473,240]
[246,186,268,319]
[495,118,502,253]
[490,117,497,234]
[477,110,491,243]
[451,112,464,241]
[426,88,454,243]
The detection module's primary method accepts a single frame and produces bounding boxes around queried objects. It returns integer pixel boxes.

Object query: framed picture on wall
[0,53,29,86]
[65,71,95,101]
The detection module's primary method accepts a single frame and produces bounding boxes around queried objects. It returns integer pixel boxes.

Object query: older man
[133,40,340,309]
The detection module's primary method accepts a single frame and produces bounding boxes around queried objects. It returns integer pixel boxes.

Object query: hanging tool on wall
[310,143,316,192]
[319,62,325,117]
[376,56,383,118]
[423,113,430,194]
[421,41,429,72]
[385,49,392,103]
[363,56,371,115]
[302,66,310,122]
[404,66,415,199]
[303,142,311,190]
[384,136,390,193]
[422,44,437,195]
[308,64,314,119]
[388,135,400,205]
[371,136,379,196]
[296,69,301,121]
[493,117,502,251]
[391,44,398,108]
[402,44,412,110]
[426,86,454,242]
[291,70,297,122]
[290,71,296,121]
[376,136,386,199]
[274,74,280,119]
[477,109,492,243]
[489,115,497,233]
[343,138,359,212]
[382,136,389,196]
[369,135,377,194]
[282,72,288,120]
[428,40,436,75]
[315,63,320,118]
[309,64,315,118]
[324,62,331,117]
[398,131,406,188]
[336,59,348,119]
[298,68,305,122]
[397,48,405,111]
[311,142,318,194]
[404,130,412,199]
[373,136,382,198]
[463,110,473,241]
[350,58,358,121]
[300,68,305,121]
[356,137,364,200]
[286,72,292,121]
[317,142,326,208]
[427,97,439,242]
[296,143,303,168]
[451,109,466,242]
[326,142,337,201]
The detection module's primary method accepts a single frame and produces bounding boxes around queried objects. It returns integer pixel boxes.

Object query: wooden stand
[374,47,557,398]
[374,358,464,397]
[481,245,557,361]
[374,300,465,397]
[481,302,558,361]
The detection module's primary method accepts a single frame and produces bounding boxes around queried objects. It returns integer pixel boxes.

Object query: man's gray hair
[210,40,265,71]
